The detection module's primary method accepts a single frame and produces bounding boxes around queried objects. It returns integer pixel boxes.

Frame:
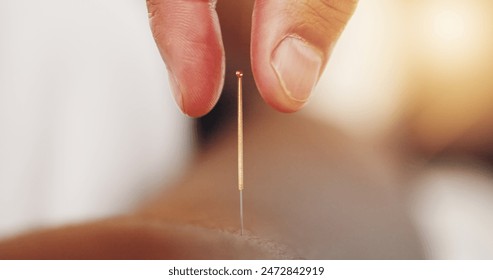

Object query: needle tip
[236,70,243,78]
[240,190,244,236]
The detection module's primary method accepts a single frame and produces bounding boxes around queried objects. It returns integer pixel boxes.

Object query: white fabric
[0,0,192,238]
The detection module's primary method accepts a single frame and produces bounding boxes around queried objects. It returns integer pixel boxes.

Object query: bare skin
[0,105,423,259]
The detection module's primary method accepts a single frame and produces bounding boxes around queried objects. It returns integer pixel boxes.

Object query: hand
[146,0,358,117]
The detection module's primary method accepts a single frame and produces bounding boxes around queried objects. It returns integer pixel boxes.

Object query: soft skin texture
[0,108,424,259]
[147,0,358,116]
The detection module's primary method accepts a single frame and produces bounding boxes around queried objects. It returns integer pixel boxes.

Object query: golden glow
[408,0,493,153]
[310,0,493,144]
[418,0,484,62]
[432,9,465,42]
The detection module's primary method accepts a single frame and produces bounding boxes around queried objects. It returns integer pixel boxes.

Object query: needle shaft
[236,70,244,236]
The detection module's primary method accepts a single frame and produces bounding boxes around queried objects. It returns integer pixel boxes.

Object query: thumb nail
[271,36,323,102]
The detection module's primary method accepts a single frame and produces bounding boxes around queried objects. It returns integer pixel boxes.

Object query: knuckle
[319,0,359,16]
[299,0,357,34]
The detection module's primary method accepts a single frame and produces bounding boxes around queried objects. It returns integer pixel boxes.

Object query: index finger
[147,0,225,117]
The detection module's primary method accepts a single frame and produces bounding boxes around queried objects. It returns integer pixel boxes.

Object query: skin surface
[0,106,424,259]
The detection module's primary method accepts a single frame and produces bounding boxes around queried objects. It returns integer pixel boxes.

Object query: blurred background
[310,0,493,258]
[1,0,493,258]
[0,0,194,238]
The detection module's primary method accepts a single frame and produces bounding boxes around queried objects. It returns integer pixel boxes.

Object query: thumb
[251,0,358,112]
[147,0,224,117]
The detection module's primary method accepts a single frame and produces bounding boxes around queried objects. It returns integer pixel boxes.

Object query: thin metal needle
[236,70,244,236]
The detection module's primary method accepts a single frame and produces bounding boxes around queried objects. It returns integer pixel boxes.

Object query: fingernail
[167,70,184,111]
[271,36,323,102]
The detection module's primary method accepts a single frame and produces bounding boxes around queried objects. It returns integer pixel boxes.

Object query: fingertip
[251,0,357,113]
[252,63,307,113]
[148,0,225,117]
[167,49,224,118]
[253,35,322,113]
[251,1,316,113]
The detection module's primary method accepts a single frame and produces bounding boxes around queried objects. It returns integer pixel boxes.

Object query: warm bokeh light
[416,0,486,66]
[309,0,493,259]
[432,9,465,42]
[310,0,493,151]
[406,0,493,153]
[309,0,405,139]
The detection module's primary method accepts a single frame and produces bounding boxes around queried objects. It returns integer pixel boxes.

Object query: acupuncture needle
[236,70,244,236]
